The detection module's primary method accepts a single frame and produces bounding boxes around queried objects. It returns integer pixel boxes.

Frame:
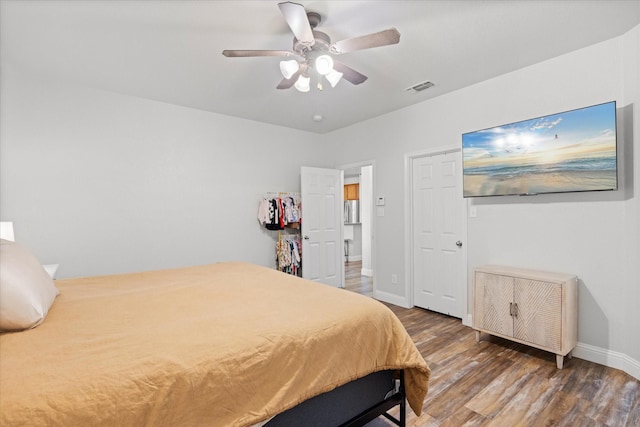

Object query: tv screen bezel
[461,101,618,198]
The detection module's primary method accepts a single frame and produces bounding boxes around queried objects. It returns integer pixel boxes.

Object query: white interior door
[301,166,344,287]
[412,151,465,317]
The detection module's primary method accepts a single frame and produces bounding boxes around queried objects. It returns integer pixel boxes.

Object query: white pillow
[0,239,59,331]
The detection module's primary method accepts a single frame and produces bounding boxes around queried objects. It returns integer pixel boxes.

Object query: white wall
[0,68,329,278]
[324,26,640,377]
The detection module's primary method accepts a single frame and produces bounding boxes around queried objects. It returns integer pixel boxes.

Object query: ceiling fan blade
[278,2,315,47]
[330,28,400,54]
[222,50,293,58]
[333,61,368,85]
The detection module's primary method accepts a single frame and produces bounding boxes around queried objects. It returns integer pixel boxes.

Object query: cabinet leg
[475,331,481,343]
[556,354,564,369]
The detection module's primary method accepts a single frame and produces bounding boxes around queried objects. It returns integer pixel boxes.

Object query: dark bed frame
[265,370,406,427]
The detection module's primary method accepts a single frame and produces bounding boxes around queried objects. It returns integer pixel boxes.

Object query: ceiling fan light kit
[314,54,334,75]
[325,69,343,88]
[280,59,300,80]
[222,1,400,93]
[294,74,311,92]
[281,54,337,92]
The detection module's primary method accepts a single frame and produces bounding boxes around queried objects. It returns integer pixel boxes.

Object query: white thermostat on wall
[376,197,385,206]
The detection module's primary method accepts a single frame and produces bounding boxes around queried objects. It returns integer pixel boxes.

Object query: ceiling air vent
[406,81,435,93]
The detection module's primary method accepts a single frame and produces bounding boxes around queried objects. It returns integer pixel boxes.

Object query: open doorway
[341,162,375,297]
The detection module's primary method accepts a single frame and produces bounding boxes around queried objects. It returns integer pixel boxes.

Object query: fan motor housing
[293,30,331,57]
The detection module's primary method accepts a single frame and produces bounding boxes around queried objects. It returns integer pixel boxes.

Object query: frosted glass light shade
[315,55,334,75]
[294,75,310,92]
[325,69,343,88]
[279,60,300,79]
[0,222,15,241]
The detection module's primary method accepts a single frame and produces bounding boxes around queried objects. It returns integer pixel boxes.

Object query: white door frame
[337,160,376,292]
[404,146,470,325]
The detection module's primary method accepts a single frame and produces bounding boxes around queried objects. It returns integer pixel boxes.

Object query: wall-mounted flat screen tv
[462,101,617,197]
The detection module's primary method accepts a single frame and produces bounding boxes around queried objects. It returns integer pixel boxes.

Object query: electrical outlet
[391,274,397,284]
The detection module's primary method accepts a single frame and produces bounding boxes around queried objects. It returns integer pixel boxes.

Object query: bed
[0,247,430,426]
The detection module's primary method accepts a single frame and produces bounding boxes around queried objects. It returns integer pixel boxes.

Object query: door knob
[456,241,463,247]
[304,235,310,240]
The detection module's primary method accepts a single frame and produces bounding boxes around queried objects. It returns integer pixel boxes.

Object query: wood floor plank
[559,358,608,400]
[533,390,591,426]
[423,354,514,422]
[342,262,640,427]
[627,398,640,427]
[521,376,570,423]
[482,374,565,427]
[433,406,486,427]
[584,370,640,426]
[465,358,544,418]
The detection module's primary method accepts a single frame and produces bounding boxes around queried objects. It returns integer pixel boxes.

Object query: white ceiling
[2,1,639,134]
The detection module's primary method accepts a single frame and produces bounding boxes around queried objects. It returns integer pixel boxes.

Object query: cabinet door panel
[475,272,513,337]
[344,184,360,200]
[513,279,562,351]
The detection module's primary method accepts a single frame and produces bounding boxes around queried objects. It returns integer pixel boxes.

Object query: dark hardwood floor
[343,261,640,426]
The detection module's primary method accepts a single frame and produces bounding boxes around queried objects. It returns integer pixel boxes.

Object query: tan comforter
[0,262,430,426]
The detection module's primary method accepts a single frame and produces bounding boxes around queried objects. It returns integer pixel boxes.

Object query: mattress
[0,262,430,426]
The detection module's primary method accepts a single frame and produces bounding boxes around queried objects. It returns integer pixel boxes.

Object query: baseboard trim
[374,290,410,308]
[345,255,362,262]
[573,342,640,381]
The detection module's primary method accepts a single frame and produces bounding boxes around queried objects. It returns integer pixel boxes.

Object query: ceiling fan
[221,1,400,92]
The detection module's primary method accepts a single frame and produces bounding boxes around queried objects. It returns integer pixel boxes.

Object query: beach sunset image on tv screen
[462,101,617,197]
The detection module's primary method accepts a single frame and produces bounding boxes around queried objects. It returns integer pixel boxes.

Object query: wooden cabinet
[473,265,577,368]
[344,183,359,200]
